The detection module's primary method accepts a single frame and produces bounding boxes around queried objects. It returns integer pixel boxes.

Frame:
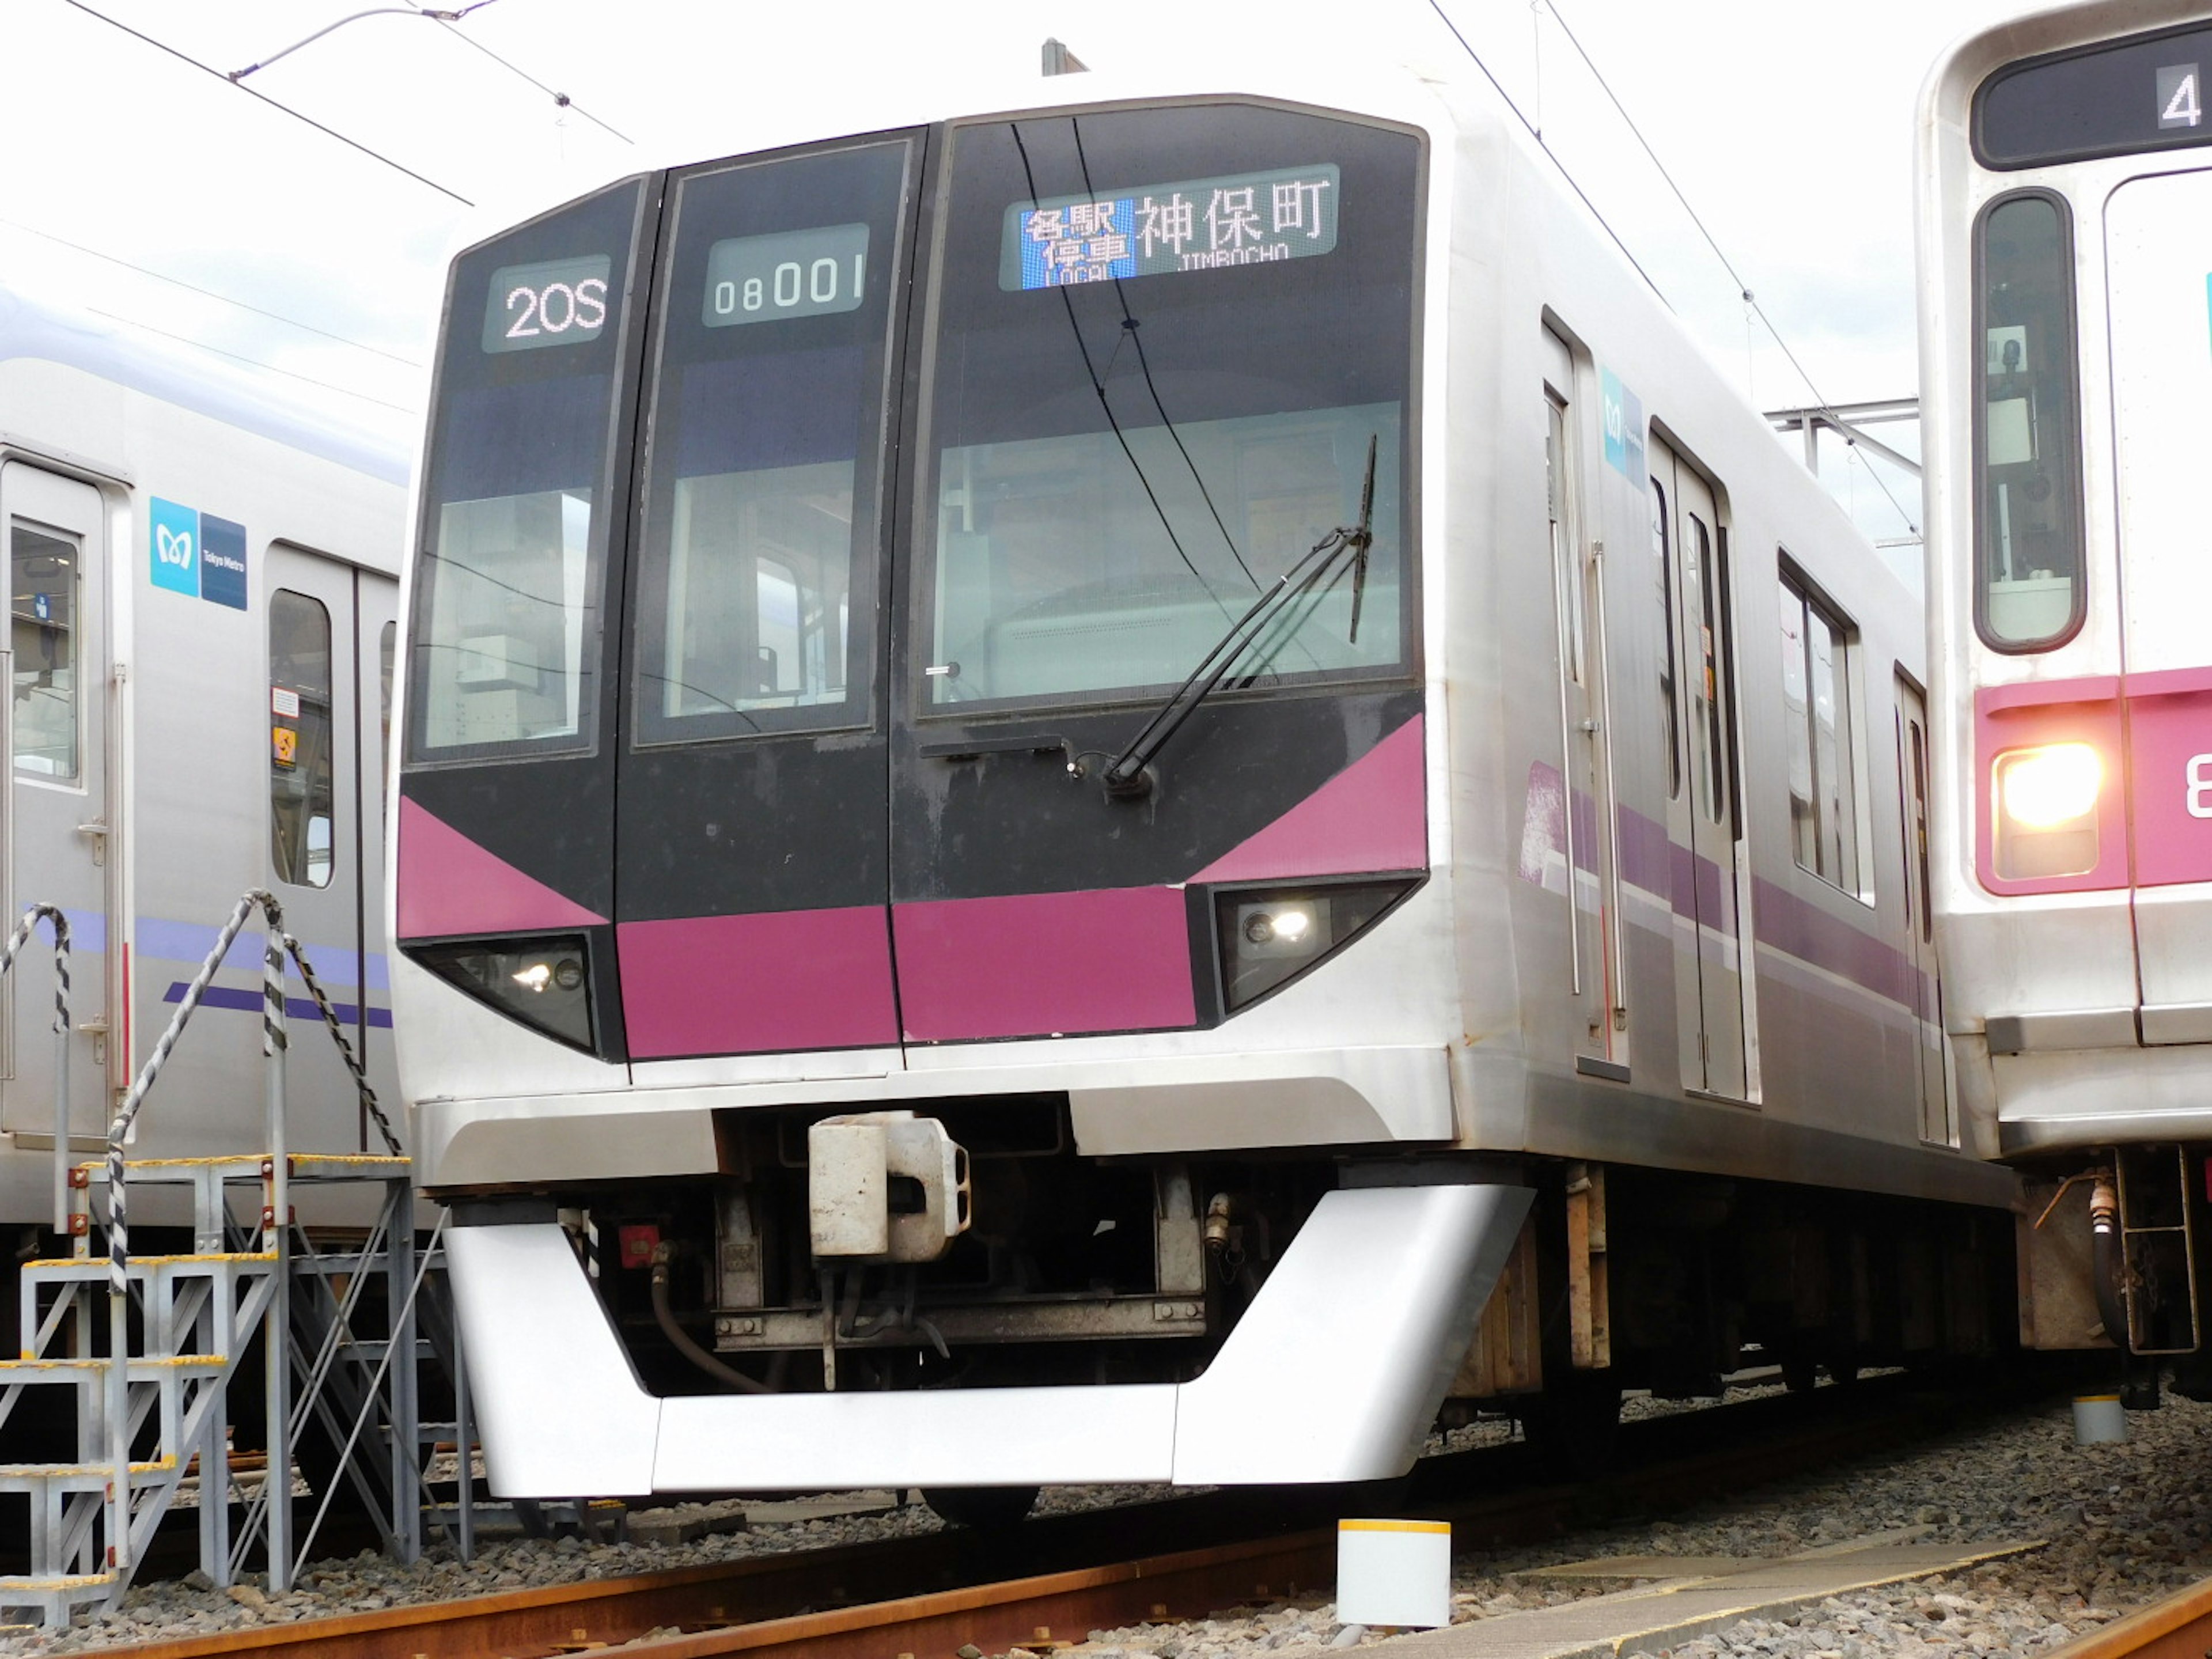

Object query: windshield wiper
[1096,434,1378,800]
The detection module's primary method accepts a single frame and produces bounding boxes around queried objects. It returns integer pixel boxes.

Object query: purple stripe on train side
[1190,715,1426,883]
[616,908,900,1058]
[162,982,394,1029]
[893,887,1196,1043]
[396,797,607,940]
[1514,768,1929,1014]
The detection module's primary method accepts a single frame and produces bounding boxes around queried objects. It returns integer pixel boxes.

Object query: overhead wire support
[57,0,473,205]
[229,1,634,149]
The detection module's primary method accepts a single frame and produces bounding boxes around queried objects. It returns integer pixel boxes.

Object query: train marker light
[1992,743,2102,880]
[1216,881,1415,1012]
[409,934,596,1051]
[1998,741,2101,828]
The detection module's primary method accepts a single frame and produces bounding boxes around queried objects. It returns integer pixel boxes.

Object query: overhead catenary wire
[0,215,422,369]
[1527,0,1920,536]
[89,309,418,416]
[1421,0,1671,305]
[395,0,634,146]
[229,0,633,148]
[55,0,473,206]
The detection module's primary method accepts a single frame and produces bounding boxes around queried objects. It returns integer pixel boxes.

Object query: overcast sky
[2,0,2026,550]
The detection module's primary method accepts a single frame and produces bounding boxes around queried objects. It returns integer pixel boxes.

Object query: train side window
[271,589,335,889]
[11,522,78,783]
[1778,568,1863,895]
[1683,513,1727,825]
[1974,191,2084,650]
[1546,395,1584,685]
[1651,480,1679,798]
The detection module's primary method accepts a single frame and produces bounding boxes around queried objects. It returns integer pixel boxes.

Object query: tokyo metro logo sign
[149,497,247,611]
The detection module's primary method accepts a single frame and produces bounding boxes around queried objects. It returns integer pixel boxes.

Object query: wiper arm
[1097,434,1378,800]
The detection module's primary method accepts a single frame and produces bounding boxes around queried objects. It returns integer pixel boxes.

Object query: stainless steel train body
[398,55,2018,1499]
[1918,2,2212,1370]
[0,290,406,1233]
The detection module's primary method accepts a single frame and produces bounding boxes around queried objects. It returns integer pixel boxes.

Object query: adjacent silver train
[397,51,2020,1505]
[1918,3,2212,1390]
[0,289,406,1241]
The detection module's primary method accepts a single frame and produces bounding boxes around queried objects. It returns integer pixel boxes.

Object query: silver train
[1918,2,2212,1389]
[0,287,406,1241]
[395,52,2020,1503]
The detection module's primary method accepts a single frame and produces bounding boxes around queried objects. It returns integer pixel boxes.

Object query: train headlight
[1215,881,1416,1013]
[408,934,595,1051]
[1993,743,2101,880]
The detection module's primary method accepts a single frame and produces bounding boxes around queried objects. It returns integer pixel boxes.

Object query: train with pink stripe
[393,50,2017,1511]
[1919,2,2212,1402]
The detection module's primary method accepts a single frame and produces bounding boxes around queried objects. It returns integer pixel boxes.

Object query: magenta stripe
[397,797,605,938]
[617,908,899,1058]
[1190,715,1426,882]
[893,887,1196,1042]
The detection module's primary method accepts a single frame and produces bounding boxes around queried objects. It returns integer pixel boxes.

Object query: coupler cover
[808,1111,972,1263]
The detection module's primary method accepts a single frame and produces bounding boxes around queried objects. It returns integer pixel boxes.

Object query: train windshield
[630,141,911,744]
[917,105,1420,713]
[406,178,646,763]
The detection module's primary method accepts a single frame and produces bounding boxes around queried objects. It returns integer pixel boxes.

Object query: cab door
[1653,438,1748,1099]
[0,463,112,1145]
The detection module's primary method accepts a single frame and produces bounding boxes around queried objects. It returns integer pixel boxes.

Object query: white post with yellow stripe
[1336,1517,1451,1630]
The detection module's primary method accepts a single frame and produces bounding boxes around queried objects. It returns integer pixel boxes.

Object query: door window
[12,524,78,782]
[272,589,335,888]
[630,140,911,745]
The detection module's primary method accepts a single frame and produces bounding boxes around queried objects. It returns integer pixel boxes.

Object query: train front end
[392,81,1527,1495]
[1919,6,2212,1370]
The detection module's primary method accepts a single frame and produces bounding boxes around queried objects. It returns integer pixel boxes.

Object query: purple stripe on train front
[396,798,606,939]
[1190,715,1426,883]
[616,908,899,1058]
[893,887,1196,1043]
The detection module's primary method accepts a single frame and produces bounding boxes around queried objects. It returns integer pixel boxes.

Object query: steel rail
[2036,1577,2212,1659]
[85,1373,2033,1659]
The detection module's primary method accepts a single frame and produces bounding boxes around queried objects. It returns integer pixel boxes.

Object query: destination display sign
[482,255,613,354]
[1976,24,2212,168]
[1000,164,1339,290]
[703,223,870,327]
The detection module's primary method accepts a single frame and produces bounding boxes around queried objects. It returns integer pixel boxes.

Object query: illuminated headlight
[408,935,594,1051]
[1992,743,2101,880]
[1215,881,1415,1013]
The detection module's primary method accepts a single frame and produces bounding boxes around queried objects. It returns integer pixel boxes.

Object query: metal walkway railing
[0,892,477,1628]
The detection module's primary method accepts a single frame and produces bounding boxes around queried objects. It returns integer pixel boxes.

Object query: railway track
[2041,1577,2212,1659]
[85,1369,2039,1659]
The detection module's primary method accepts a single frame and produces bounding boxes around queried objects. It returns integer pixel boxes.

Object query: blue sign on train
[149,498,248,610]
[1600,369,1646,487]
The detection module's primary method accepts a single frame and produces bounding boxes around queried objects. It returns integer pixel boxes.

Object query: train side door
[1653,439,1748,1099]
[0,463,111,1143]
[267,545,396,1151]
[1894,675,1950,1145]
[1545,335,1623,1075]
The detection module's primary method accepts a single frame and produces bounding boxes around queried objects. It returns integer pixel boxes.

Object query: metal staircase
[0,893,478,1629]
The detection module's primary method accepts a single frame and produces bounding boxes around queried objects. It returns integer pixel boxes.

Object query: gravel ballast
[4,1386,2207,1654]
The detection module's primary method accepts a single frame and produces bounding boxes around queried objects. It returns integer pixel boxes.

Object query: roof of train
[0,285,411,487]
